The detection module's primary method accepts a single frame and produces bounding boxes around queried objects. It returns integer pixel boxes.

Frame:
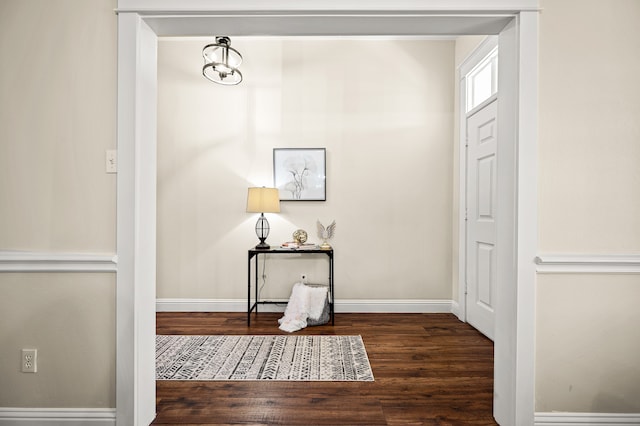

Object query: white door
[466,99,498,340]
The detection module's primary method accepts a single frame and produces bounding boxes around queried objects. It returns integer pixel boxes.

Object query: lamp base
[254,213,271,250]
[255,241,270,250]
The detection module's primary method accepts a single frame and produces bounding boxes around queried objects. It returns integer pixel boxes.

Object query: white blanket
[278,282,328,332]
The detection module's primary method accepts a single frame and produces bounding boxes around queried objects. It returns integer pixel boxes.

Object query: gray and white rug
[156,334,374,381]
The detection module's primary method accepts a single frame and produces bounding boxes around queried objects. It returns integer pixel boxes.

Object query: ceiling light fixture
[202,36,243,85]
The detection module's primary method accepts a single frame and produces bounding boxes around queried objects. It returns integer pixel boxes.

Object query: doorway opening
[116,5,539,426]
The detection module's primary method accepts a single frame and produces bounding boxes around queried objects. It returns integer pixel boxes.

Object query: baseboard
[0,408,116,425]
[156,298,453,313]
[156,299,252,312]
[450,299,461,318]
[535,411,640,425]
[336,299,452,313]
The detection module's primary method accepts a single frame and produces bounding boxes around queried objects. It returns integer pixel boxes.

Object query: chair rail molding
[0,251,118,272]
[535,254,640,274]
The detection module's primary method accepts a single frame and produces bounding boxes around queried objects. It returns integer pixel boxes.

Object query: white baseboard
[535,412,640,425]
[450,299,461,318]
[156,298,453,313]
[0,408,116,425]
[156,298,258,312]
[336,299,452,313]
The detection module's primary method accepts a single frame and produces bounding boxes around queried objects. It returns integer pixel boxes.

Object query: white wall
[536,0,640,414]
[536,274,640,412]
[0,273,116,407]
[157,38,455,302]
[538,0,640,252]
[0,0,117,409]
[0,0,117,251]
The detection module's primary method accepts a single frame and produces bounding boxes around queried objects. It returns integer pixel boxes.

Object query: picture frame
[273,148,326,201]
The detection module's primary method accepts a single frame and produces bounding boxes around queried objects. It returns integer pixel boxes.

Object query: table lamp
[246,187,280,249]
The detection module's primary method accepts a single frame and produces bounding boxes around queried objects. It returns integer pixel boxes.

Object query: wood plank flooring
[153,312,496,425]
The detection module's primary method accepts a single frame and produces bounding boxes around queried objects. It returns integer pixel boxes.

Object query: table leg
[254,254,259,316]
[330,253,334,325]
[247,253,251,326]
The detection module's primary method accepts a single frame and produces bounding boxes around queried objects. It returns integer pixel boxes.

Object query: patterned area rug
[156,335,374,381]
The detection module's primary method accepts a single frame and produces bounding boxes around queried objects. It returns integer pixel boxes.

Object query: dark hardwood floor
[153,312,496,425]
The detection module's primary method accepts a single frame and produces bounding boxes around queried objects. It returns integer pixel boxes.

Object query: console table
[247,247,334,326]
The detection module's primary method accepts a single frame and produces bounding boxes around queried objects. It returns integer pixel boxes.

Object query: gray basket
[305,284,330,326]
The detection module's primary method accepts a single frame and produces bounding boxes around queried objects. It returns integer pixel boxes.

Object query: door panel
[466,99,498,340]
[476,242,494,307]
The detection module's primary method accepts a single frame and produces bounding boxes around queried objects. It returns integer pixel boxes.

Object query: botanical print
[274,148,326,201]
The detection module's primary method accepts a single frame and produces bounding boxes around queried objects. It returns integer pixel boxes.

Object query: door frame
[457,35,500,325]
[115,1,539,425]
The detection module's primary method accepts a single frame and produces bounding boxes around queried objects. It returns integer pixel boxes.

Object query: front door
[465,99,498,340]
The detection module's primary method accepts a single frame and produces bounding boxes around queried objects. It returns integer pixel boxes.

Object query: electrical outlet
[21,349,37,373]
[300,273,308,283]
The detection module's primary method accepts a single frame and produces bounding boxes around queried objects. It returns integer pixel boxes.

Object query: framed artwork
[273,148,326,201]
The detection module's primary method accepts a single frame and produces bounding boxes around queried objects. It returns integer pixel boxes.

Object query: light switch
[106,150,117,173]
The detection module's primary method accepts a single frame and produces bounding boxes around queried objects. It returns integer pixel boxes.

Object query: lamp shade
[246,187,280,213]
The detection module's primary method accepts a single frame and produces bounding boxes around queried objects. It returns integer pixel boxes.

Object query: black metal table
[247,247,334,326]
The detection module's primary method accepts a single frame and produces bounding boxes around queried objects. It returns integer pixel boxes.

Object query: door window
[466,47,498,112]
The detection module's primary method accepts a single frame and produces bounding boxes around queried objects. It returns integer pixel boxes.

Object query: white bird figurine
[317,220,336,250]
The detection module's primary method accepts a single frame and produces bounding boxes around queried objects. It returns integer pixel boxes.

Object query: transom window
[466,47,498,112]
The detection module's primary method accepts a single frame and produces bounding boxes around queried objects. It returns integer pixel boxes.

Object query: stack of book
[280,242,319,250]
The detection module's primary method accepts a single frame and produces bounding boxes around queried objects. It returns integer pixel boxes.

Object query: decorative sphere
[293,229,308,244]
